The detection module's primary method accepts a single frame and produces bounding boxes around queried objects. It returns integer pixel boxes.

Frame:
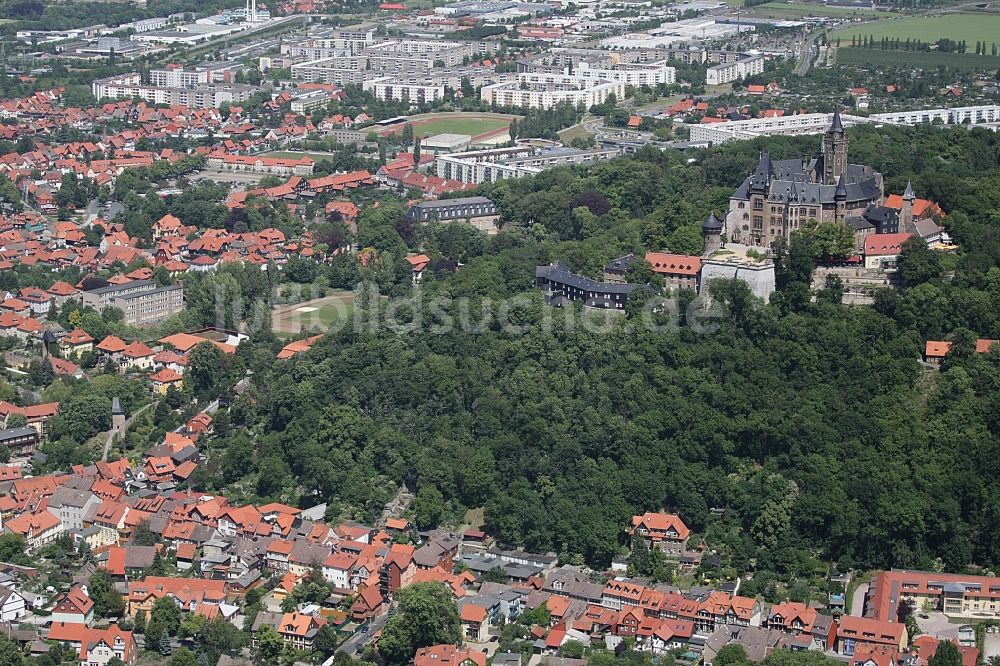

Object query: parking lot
[916,612,961,640]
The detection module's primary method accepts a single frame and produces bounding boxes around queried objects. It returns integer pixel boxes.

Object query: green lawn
[558,123,595,144]
[282,302,355,332]
[754,1,887,18]
[832,13,1000,46]
[413,117,510,138]
[836,46,1000,70]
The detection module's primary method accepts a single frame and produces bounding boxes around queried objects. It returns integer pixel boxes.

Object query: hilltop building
[726,111,884,247]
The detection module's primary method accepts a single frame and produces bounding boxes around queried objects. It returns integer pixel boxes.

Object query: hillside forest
[145,125,1000,584]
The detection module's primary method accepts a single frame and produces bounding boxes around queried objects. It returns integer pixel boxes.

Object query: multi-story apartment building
[363,39,488,67]
[868,569,1000,620]
[291,58,368,86]
[362,77,444,104]
[92,73,257,109]
[706,55,765,85]
[81,280,184,327]
[575,60,676,87]
[0,426,39,458]
[480,73,624,110]
[149,67,210,88]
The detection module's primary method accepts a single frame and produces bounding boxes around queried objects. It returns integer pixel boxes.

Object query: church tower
[822,109,848,186]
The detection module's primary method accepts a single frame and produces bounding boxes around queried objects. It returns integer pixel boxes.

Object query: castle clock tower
[822,109,848,186]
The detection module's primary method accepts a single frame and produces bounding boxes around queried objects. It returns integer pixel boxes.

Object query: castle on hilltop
[725,110,885,247]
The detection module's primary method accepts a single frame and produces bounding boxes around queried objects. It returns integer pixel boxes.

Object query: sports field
[372,112,518,141]
[832,13,1000,46]
[753,2,886,18]
[413,117,509,137]
[273,291,356,335]
[836,47,1000,70]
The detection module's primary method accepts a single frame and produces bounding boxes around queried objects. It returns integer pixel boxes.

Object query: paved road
[337,612,390,656]
[797,31,822,75]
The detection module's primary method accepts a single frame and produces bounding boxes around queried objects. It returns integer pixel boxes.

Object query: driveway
[851,583,868,617]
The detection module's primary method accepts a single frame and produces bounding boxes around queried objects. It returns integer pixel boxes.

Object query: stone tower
[822,109,848,186]
[834,174,847,223]
[901,180,916,232]
[703,212,724,256]
[112,396,125,431]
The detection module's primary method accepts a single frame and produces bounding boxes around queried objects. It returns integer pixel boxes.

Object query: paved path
[851,582,868,617]
[101,402,153,461]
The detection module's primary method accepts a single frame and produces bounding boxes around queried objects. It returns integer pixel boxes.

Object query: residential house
[414,644,487,666]
[4,511,63,551]
[46,487,101,531]
[629,512,690,556]
[60,328,94,357]
[460,603,489,641]
[0,587,25,622]
[51,586,95,626]
[350,584,383,622]
[80,624,138,666]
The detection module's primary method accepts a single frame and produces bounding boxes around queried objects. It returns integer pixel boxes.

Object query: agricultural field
[836,47,1000,70]
[752,1,887,19]
[832,13,1000,47]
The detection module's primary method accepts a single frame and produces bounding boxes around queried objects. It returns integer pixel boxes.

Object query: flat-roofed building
[81,280,184,327]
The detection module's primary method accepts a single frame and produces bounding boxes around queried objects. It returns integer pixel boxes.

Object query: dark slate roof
[846,216,874,231]
[829,109,844,133]
[0,427,37,443]
[703,212,723,231]
[764,174,880,205]
[536,262,640,295]
[862,204,899,225]
[605,254,638,273]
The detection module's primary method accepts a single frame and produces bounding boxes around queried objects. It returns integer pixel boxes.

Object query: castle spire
[903,180,915,201]
[829,108,844,134]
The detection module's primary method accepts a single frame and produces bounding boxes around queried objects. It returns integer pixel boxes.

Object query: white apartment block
[92,73,256,109]
[363,39,484,67]
[291,58,369,86]
[362,77,445,104]
[690,106,1000,145]
[575,60,675,87]
[705,55,764,85]
[150,68,210,88]
[480,73,624,110]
